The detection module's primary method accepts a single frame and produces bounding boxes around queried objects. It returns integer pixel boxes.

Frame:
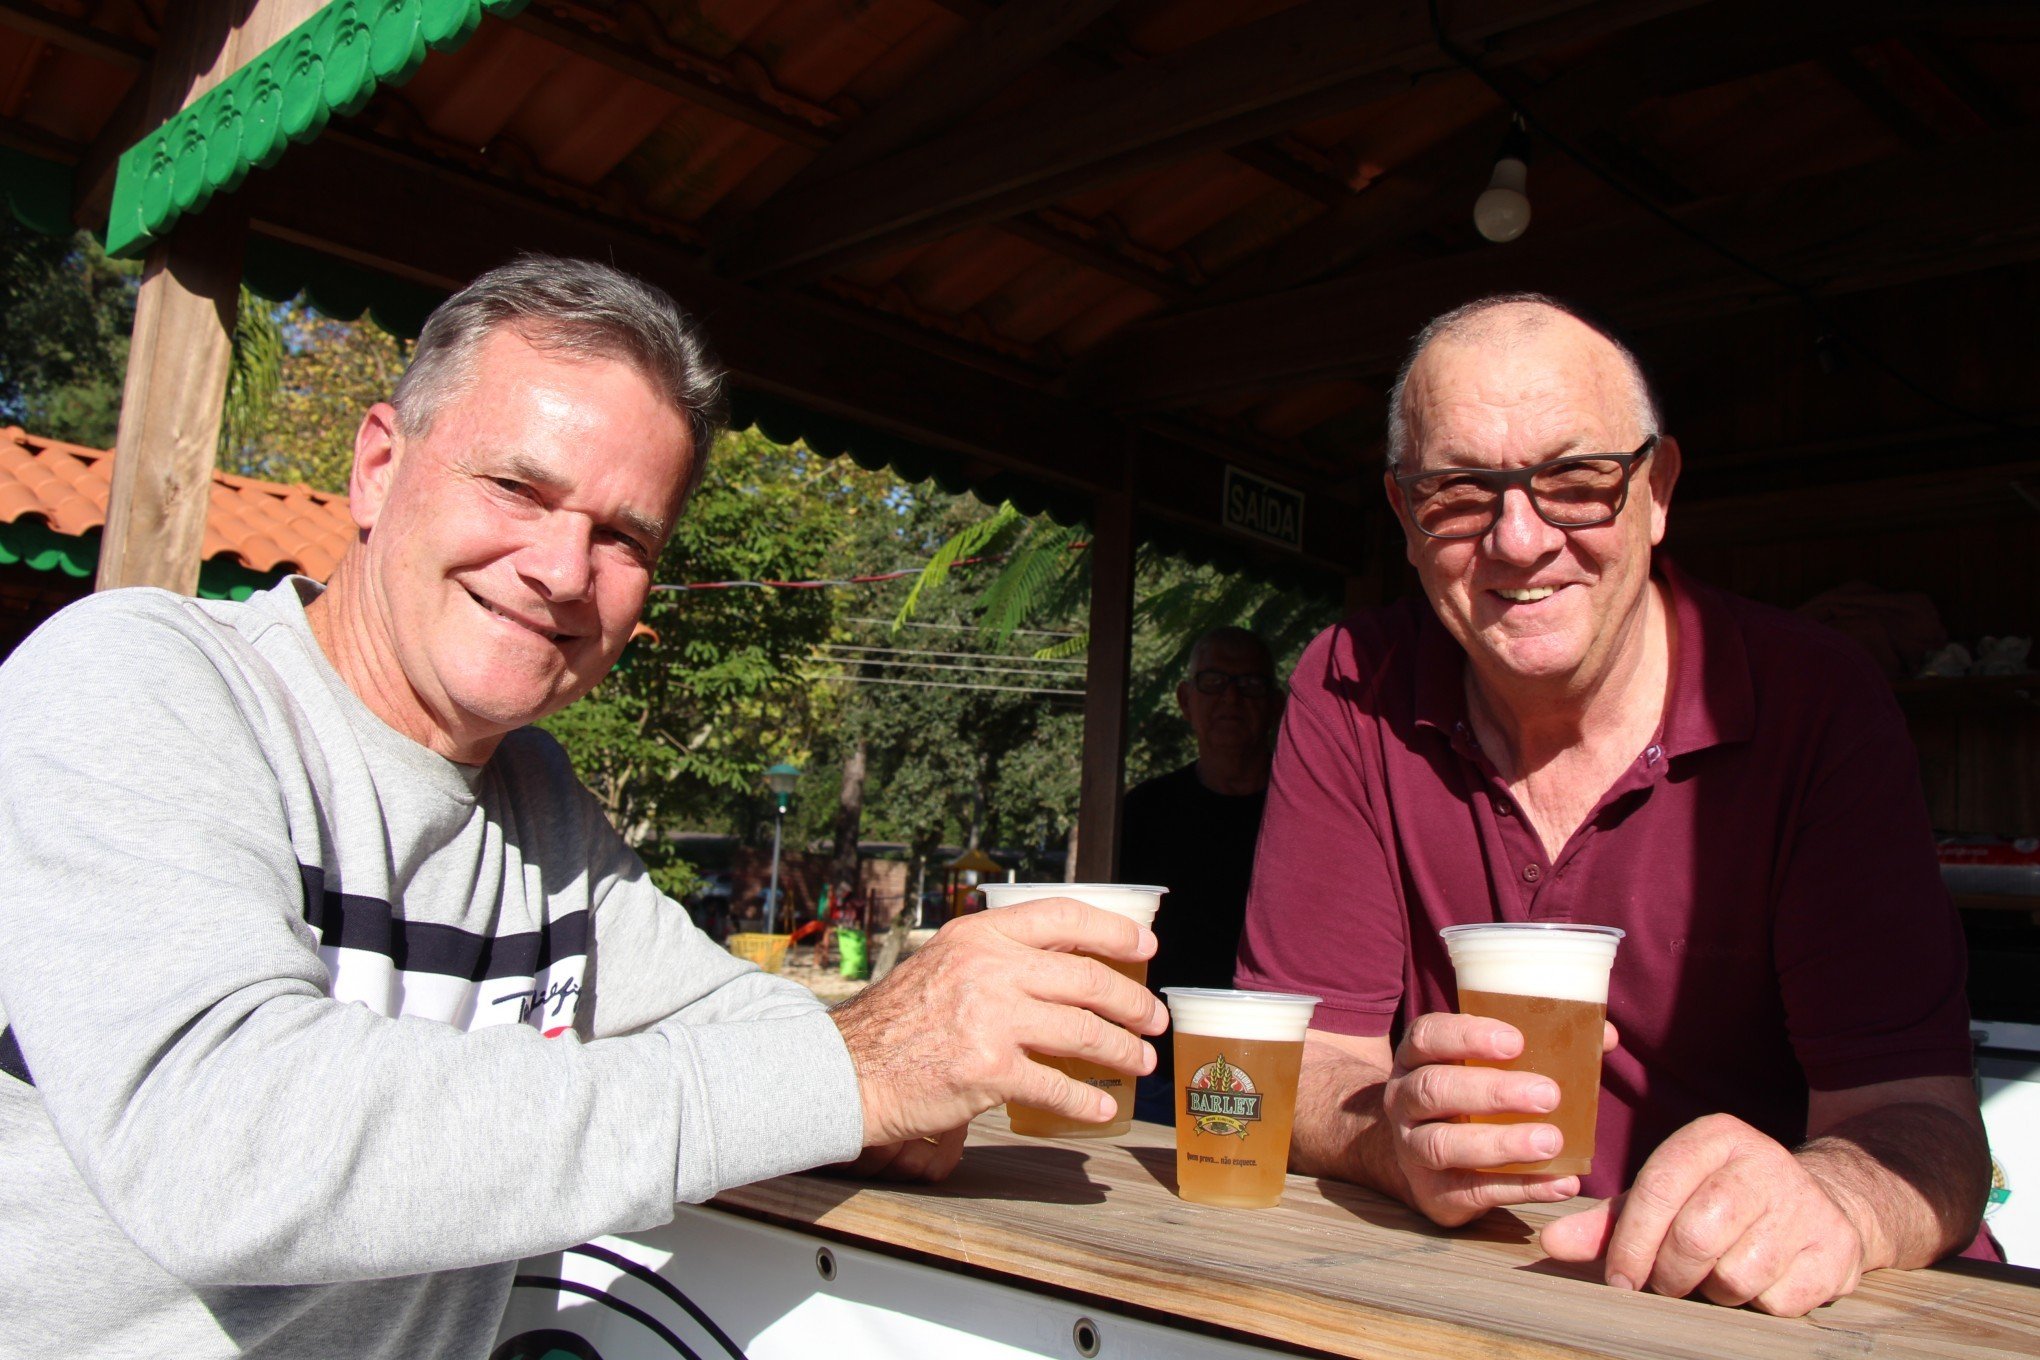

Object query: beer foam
[1163,987,1321,1041]
[978,882,1166,927]
[1440,925,1620,1004]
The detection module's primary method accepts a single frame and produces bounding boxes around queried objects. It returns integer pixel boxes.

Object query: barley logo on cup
[1185,1054,1262,1138]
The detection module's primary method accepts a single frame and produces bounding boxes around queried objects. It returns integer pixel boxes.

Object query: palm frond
[977,522,1080,644]
[893,501,1023,629]
[218,288,285,466]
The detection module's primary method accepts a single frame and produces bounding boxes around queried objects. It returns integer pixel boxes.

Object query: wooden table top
[713,1112,2040,1360]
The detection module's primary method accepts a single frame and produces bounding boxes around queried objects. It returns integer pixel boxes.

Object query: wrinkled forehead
[1402,314,1639,458]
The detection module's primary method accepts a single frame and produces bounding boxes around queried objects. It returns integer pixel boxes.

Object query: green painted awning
[110,0,531,258]
[0,517,283,601]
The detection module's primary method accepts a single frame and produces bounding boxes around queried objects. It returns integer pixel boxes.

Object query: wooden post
[95,0,324,593]
[98,220,243,594]
[1075,489,1135,881]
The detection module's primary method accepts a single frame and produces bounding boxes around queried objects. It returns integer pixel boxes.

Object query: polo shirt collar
[1407,554,1756,760]
[1657,556,1755,758]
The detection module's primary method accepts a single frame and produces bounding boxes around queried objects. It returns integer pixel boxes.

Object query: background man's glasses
[1192,670,1274,698]
[1394,436,1657,541]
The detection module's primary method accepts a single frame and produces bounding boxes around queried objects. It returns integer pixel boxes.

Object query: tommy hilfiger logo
[494,976,582,1037]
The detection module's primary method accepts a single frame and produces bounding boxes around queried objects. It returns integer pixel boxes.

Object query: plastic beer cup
[1438,922,1624,1176]
[981,883,1166,1139]
[1161,988,1321,1208]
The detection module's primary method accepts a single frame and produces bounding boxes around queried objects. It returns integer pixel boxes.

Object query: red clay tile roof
[0,426,356,581]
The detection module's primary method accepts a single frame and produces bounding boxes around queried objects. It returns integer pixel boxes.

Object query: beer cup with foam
[1161,988,1321,1208]
[980,882,1166,1139]
[1438,922,1624,1176]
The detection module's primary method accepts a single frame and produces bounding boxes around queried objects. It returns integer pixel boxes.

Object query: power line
[816,651,1085,682]
[846,616,1081,640]
[821,642,1086,665]
[814,673,1086,698]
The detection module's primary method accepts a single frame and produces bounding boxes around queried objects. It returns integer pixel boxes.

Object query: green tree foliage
[540,429,869,858]
[220,300,409,492]
[0,222,137,446]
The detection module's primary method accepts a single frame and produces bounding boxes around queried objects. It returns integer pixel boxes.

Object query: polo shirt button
[1496,799,1514,817]
[1644,745,1663,765]
[1522,864,1541,883]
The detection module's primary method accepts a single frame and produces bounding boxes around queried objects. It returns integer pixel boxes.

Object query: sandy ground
[773,948,872,1006]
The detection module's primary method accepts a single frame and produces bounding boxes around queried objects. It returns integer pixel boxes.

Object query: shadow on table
[1308,1177,1539,1247]
[1124,1145,1178,1194]
[797,1144,1112,1207]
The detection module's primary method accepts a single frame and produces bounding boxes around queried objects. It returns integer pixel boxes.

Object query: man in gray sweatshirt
[0,257,1165,1358]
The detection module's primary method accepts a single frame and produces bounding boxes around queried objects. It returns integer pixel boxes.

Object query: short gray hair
[392,255,726,500]
[1383,292,1660,471]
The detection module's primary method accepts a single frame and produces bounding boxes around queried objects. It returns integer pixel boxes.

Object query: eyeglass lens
[1404,457,1632,539]
[1194,670,1272,697]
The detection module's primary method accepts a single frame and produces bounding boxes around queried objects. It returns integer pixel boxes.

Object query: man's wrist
[1795,1139,1889,1271]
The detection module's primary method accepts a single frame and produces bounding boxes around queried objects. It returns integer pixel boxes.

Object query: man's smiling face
[348,327,695,760]
[1388,308,1674,699]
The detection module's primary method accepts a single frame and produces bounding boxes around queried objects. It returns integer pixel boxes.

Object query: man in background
[1120,626,1282,1123]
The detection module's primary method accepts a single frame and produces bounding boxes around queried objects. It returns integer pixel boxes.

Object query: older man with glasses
[1237,293,1989,1316]
[1120,627,1283,1123]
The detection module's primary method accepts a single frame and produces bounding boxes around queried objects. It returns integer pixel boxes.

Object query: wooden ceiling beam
[1067,124,2040,410]
[507,6,835,150]
[781,0,1127,196]
[0,0,149,68]
[715,0,1638,283]
[235,132,1370,574]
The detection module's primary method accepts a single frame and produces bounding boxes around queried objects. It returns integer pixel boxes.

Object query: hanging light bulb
[1474,116,1532,244]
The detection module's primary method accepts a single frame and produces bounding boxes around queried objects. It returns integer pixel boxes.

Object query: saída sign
[1222,466,1304,551]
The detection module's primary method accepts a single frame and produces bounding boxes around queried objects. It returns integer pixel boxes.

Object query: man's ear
[1175,679,1193,722]
[1646,434,1681,546]
[348,403,403,533]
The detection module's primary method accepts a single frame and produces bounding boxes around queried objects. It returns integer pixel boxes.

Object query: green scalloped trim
[0,518,98,577]
[109,0,529,258]
[244,234,444,337]
[1,147,76,237]
[196,556,288,601]
[0,518,289,598]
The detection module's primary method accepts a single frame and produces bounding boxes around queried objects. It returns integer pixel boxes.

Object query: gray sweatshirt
[0,580,863,1358]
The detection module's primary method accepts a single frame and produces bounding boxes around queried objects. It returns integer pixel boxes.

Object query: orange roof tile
[0,427,356,581]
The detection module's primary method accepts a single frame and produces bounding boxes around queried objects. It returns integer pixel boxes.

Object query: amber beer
[1162,988,1321,1208]
[1439,923,1624,1176]
[982,883,1166,1139]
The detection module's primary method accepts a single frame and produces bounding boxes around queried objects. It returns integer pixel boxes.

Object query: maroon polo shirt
[1238,559,1974,1202]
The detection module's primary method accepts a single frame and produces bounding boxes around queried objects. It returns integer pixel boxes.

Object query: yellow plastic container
[727,932,792,974]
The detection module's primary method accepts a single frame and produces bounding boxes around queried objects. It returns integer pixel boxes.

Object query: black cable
[1426,0,2033,436]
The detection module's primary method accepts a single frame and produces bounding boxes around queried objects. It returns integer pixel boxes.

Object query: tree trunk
[831,737,867,899]
[1065,819,1080,883]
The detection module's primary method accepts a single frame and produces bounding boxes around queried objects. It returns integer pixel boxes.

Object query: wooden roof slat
[714,0,1626,283]
[719,0,1726,285]
[507,5,836,151]
[778,0,1127,196]
[1070,122,2040,409]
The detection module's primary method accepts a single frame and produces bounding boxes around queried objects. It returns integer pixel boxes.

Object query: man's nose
[521,514,596,600]
[1484,485,1562,563]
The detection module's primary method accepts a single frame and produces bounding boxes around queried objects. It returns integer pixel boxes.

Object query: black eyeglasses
[1393,436,1657,542]
[1191,670,1274,698]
